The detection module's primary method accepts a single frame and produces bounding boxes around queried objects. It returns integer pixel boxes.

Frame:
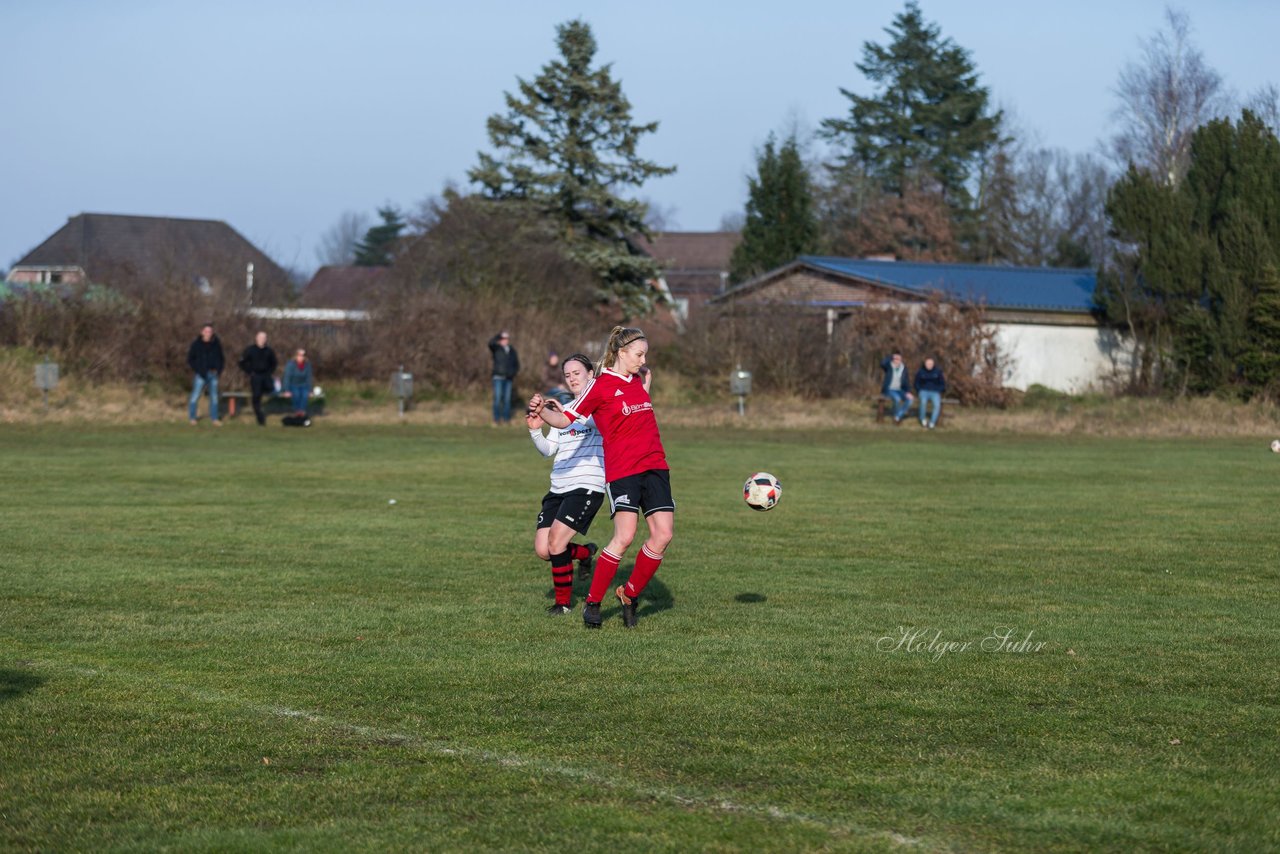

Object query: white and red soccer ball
[743,472,782,511]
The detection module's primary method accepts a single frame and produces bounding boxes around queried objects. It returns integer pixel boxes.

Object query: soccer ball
[743,472,782,511]
[1272,439,1280,453]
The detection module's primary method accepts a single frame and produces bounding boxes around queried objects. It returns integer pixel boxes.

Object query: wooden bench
[875,395,959,425]
[221,391,326,418]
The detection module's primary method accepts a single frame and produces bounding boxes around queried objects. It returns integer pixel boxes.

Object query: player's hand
[542,398,561,412]
[525,410,543,429]
[528,393,544,413]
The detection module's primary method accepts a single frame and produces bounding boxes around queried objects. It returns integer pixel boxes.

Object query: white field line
[51,660,932,851]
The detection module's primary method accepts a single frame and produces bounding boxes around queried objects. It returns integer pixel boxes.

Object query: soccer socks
[569,543,591,562]
[623,544,664,599]
[587,548,623,604]
[551,550,574,607]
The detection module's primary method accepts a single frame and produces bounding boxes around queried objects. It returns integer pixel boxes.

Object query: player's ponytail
[600,326,646,372]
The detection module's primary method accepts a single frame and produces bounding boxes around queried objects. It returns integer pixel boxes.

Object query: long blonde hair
[599,326,646,372]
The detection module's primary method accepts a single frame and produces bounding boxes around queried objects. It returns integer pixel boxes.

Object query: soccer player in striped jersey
[526,353,605,616]
[530,326,673,629]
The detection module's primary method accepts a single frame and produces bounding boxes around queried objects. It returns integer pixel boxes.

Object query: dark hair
[564,353,594,375]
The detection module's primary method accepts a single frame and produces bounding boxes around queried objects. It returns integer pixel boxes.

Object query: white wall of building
[991,322,1132,393]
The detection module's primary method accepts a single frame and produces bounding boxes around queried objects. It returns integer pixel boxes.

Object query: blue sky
[3,0,1277,275]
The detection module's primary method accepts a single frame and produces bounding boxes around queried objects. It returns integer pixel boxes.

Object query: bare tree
[315,210,370,267]
[1246,83,1280,136]
[1109,6,1232,187]
[640,198,680,231]
[718,211,746,232]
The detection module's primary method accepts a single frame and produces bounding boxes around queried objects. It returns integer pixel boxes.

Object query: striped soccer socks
[551,550,574,606]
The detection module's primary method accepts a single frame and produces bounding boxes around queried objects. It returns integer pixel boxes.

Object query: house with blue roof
[708,256,1131,393]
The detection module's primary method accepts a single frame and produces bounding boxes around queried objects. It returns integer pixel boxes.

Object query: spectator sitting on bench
[915,356,946,429]
[283,348,313,417]
[880,351,914,424]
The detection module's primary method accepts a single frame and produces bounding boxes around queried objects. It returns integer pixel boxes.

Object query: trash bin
[391,368,413,416]
[730,367,751,416]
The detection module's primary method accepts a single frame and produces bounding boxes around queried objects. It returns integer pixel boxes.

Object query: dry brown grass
[5,379,1279,440]
[3,351,1277,437]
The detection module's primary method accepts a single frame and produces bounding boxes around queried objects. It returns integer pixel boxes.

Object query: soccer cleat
[577,542,598,579]
[615,586,638,629]
[546,604,572,616]
[582,601,602,629]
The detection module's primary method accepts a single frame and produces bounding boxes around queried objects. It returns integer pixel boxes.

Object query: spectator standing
[488,331,520,425]
[283,348,313,417]
[915,356,946,429]
[238,331,278,426]
[187,322,225,426]
[880,351,914,424]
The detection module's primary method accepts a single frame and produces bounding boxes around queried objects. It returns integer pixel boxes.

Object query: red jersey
[563,368,667,482]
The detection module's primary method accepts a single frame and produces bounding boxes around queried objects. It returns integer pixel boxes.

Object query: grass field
[1,422,1278,852]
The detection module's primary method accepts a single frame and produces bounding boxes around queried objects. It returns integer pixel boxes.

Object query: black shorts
[536,489,604,535]
[606,469,675,517]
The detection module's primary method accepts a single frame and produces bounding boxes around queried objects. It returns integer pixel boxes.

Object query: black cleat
[546,604,572,616]
[615,586,638,629]
[582,601,602,629]
[577,542,598,579]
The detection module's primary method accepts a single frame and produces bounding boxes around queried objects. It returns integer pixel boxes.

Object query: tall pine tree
[820,2,1001,217]
[729,133,819,283]
[469,19,675,316]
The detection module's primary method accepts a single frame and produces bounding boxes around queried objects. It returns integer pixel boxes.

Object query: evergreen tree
[820,2,1001,215]
[971,141,1020,263]
[1240,264,1280,393]
[1095,166,1198,391]
[729,133,820,283]
[469,19,675,316]
[1099,111,1280,396]
[353,206,406,267]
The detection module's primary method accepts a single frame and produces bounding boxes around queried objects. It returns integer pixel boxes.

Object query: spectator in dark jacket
[880,351,914,423]
[187,323,225,425]
[914,357,946,429]
[238,331,278,426]
[488,331,520,424]
[282,348,314,416]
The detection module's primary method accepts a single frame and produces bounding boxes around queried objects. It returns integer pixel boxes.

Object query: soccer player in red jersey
[529,326,673,629]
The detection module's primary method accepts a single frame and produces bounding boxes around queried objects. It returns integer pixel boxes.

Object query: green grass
[1,423,1277,852]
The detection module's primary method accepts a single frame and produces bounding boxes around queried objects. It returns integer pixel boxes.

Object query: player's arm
[526,411,558,457]
[536,397,571,429]
[537,375,596,429]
